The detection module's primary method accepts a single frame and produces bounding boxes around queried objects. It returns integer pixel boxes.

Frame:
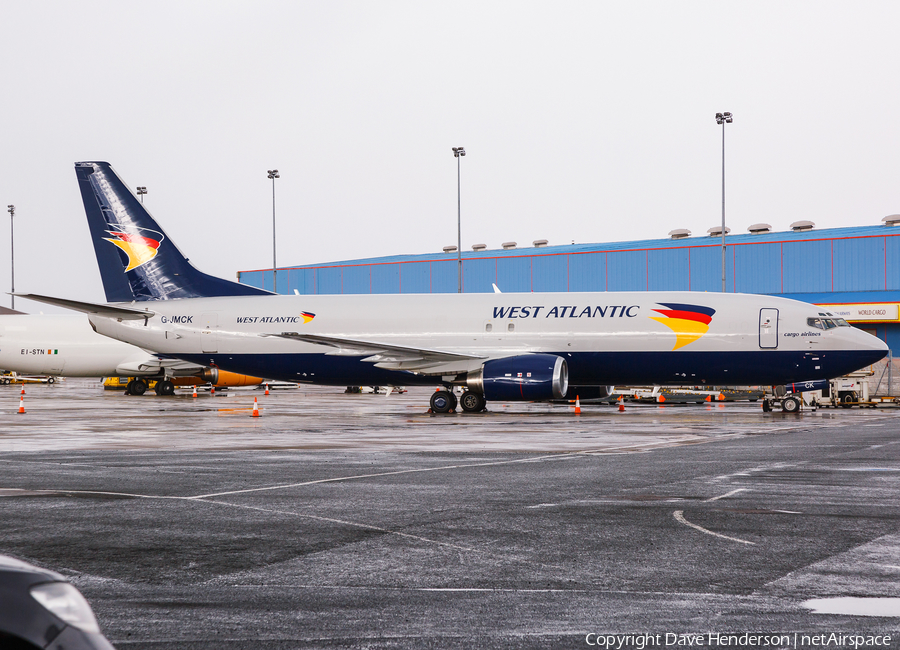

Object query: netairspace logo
[583,632,894,649]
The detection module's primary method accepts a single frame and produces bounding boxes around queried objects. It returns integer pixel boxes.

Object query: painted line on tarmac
[187,449,642,499]
[704,488,747,502]
[672,510,756,546]
[195,498,567,571]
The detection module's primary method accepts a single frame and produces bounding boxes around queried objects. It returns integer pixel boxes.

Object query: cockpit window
[809,316,851,329]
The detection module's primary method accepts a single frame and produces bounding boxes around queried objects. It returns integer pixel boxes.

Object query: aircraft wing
[11,293,155,320]
[264,332,487,373]
[115,355,206,375]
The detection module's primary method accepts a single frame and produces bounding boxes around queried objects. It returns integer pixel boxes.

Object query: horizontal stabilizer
[11,293,155,320]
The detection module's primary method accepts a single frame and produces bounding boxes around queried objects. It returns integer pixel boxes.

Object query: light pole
[452,147,466,293]
[715,112,733,292]
[7,205,14,310]
[136,186,147,203]
[267,169,280,293]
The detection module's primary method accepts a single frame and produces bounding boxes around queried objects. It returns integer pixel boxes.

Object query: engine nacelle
[198,368,264,387]
[466,354,568,402]
[782,379,830,395]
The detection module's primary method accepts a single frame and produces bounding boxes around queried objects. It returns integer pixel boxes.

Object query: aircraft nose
[851,326,890,359]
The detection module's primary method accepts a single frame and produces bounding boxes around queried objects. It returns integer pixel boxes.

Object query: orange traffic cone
[251,396,260,418]
[265,383,270,395]
[705,395,712,402]
[657,394,666,403]
[192,385,197,398]
[210,385,215,395]
[20,386,25,395]
[618,400,625,412]
[574,395,581,414]
[717,393,725,401]
[17,396,25,414]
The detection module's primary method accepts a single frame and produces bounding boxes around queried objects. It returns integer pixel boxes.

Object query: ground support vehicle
[0,372,58,385]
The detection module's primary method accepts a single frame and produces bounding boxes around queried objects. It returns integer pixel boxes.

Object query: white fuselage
[85,291,888,388]
[0,314,159,377]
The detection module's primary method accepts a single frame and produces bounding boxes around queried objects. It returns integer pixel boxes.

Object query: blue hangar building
[238,220,900,355]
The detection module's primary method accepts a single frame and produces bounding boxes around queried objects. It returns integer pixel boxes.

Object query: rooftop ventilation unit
[471,243,487,252]
[501,241,517,250]
[882,215,900,226]
[668,228,691,239]
[442,245,457,253]
[790,220,815,232]
[748,223,772,234]
[533,239,548,248]
[707,226,731,237]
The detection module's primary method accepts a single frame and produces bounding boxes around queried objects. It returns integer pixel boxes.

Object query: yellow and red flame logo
[103,226,164,272]
[650,303,716,350]
[299,311,315,324]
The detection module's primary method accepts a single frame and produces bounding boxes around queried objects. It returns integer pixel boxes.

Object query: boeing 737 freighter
[15,162,889,413]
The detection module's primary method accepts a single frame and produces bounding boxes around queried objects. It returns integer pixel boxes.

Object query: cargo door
[201,313,218,353]
[759,308,778,349]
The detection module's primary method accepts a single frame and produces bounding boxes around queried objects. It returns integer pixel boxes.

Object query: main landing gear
[430,389,487,414]
[125,379,148,396]
[154,379,176,396]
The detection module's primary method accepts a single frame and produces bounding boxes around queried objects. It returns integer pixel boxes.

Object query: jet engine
[466,354,568,401]
[196,368,264,387]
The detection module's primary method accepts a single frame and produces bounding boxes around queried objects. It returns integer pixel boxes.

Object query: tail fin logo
[103,226,164,272]
[649,303,716,350]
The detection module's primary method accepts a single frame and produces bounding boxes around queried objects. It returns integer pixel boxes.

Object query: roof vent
[501,241,517,250]
[471,243,487,252]
[790,220,815,232]
[532,239,548,248]
[668,228,691,239]
[442,245,457,253]
[882,214,900,226]
[748,223,772,234]
[707,226,731,237]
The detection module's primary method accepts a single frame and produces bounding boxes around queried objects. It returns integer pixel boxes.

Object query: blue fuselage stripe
[175,349,886,388]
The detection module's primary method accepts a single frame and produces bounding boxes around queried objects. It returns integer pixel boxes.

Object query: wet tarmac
[1,381,899,648]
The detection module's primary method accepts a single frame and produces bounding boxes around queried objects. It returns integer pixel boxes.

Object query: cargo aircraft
[0,313,263,394]
[15,162,889,413]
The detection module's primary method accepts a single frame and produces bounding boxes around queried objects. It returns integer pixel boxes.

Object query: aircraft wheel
[131,379,148,396]
[430,391,454,414]
[840,392,857,409]
[460,391,486,413]
[782,396,801,413]
[155,380,176,396]
[47,377,56,384]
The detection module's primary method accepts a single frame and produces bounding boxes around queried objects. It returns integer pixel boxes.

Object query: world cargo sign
[817,303,900,322]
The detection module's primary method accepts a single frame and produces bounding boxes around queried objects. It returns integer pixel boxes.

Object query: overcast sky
[2,1,899,312]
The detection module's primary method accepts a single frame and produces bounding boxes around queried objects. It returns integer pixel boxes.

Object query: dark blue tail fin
[75,161,271,301]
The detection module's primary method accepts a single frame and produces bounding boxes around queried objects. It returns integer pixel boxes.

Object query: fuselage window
[485,323,493,332]
[835,318,850,327]
[807,318,824,329]
[508,323,515,332]
[823,319,837,329]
